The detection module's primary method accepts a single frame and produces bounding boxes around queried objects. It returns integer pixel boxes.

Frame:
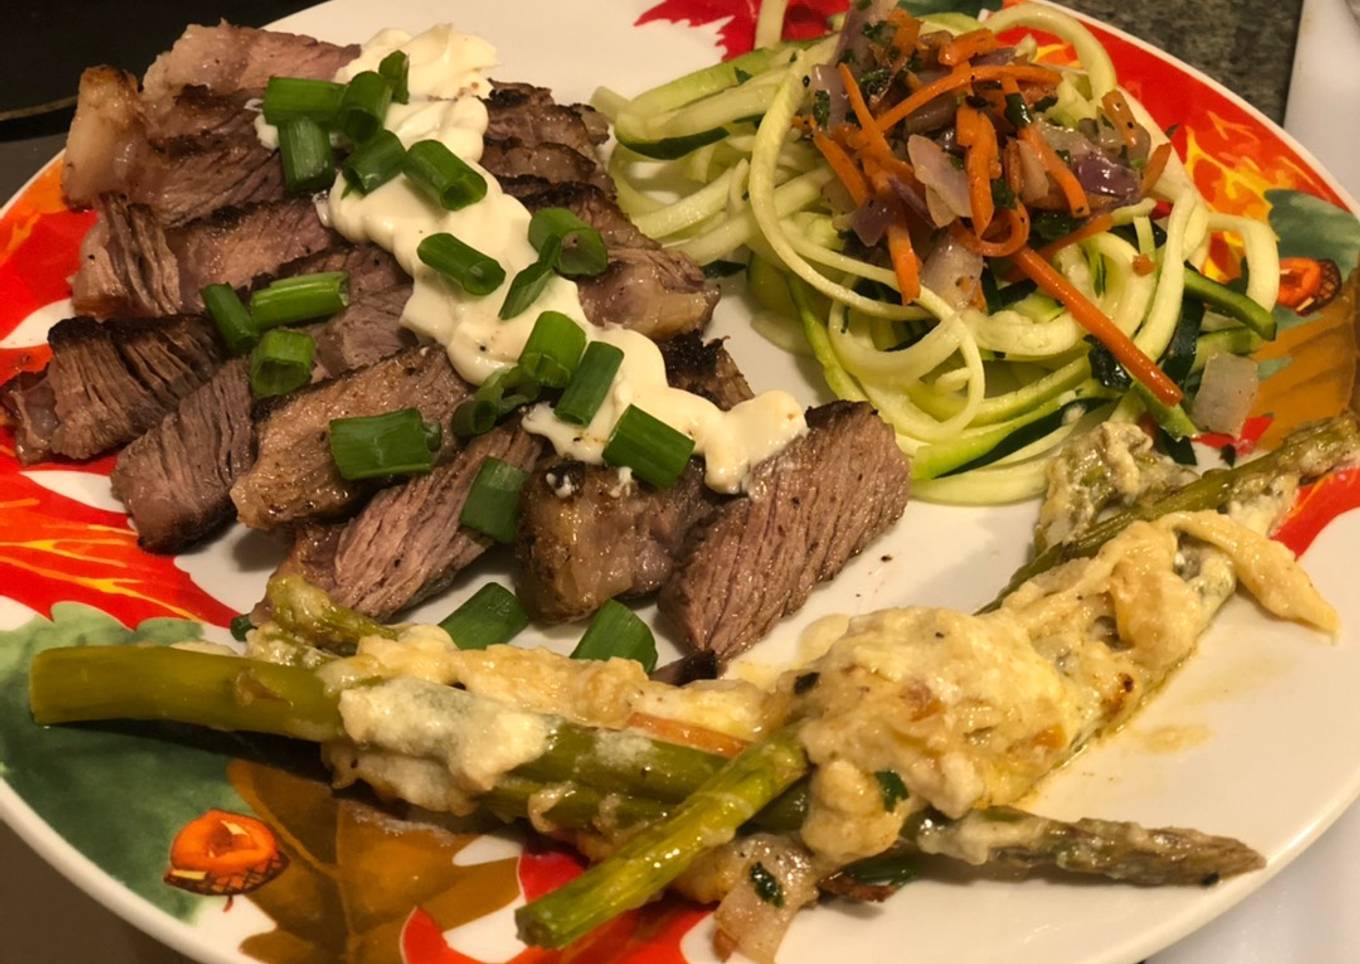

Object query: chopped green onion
[460,457,528,543]
[261,77,344,125]
[418,233,505,296]
[249,328,315,399]
[229,614,254,642]
[201,283,257,355]
[554,341,624,426]
[329,408,440,480]
[403,139,487,210]
[499,236,561,320]
[452,366,543,437]
[602,405,695,489]
[438,582,529,650]
[342,130,406,194]
[528,208,609,278]
[278,118,335,194]
[378,50,410,104]
[249,271,350,328]
[337,71,393,144]
[519,311,587,388]
[570,599,657,673]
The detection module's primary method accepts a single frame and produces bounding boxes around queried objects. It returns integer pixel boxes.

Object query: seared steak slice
[72,197,334,318]
[141,22,357,119]
[514,182,719,338]
[63,67,283,222]
[486,84,604,159]
[481,136,612,195]
[230,347,470,531]
[658,401,911,660]
[111,360,254,552]
[285,423,543,618]
[155,86,259,140]
[313,284,416,376]
[258,243,407,301]
[2,315,221,463]
[514,335,751,622]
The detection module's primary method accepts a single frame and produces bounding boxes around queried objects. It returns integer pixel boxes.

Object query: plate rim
[1,2,1357,962]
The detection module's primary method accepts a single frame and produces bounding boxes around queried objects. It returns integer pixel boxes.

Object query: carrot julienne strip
[1011,245,1183,405]
[1140,142,1172,195]
[813,131,869,206]
[886,223,921,302]
[939,28,1000,67]
[1019,125,1091,218]
[876,64,1061,135]
[838,63,896,164]
[1036,212,1113,261]
[954,205,1032,258]
[956,104,1000,234]
[1099,90,1143,152]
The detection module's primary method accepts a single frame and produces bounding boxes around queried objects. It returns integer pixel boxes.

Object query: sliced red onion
[1016,138,1049,202]
[904,92,957,134]
[851,197,894,247]
[1037,120,1096,160]
[808,64,848,130]
[1073,152,1141,203]
[921,234,984,309]
[924,186,956,227]
[908,134,971,220]
[972,46,1017,66]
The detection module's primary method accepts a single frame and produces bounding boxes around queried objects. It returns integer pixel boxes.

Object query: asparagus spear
[984,414,1360,609]
[514,727,809,949]
[28,645,1264,888]
[265,573,396,649]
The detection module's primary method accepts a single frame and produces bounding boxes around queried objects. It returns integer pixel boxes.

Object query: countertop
[0,1,1313,963]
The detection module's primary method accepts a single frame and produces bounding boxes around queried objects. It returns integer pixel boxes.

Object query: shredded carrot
[1002,138,1025,197]
[813,131,869,206]
[1011,246,1183,405]
[955,104,1001,234]
[625,713,748,758]
[1132,253,1156,275]
[838,63,896,166]
[876,64,1061,134]
[939,28,1000,67]
[954,205,1032,258]
[1036,212,1113,261]
[886,223,921,302]
[1140,142,1172,194]
[1099,90,1143,153]
[1019,125,1090,218]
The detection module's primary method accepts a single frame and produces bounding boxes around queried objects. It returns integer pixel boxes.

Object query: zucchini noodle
[604,1,1283,504]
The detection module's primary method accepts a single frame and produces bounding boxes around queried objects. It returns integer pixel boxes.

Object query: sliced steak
[481,136,612,195]
[72,197,335,318]
[514,335,750,622]
[658,401,910,660]
[2,315,221,463]
[485,84,604,159]
[258,243,407,300]
[313,284,416,376]
[285,423,543,618]
[141,22,358,120]
[514,182,719,338]
[111,360,254,552]
[155,86,260,140]
[64,67,283,222]
[230,346,470,531]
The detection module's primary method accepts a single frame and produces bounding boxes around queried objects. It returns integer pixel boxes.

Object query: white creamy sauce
[257,24,805,493]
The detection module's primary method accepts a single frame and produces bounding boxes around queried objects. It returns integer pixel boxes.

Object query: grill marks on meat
[2,315,221,463]
[658,401,910,660]
[486,82,608,159]
[111,360,254,552]
[230,347,470,531]
[514,335,750,622]
[63,67,283,224]
[285,424,542,618]
[513,182,719,339]
[72,197,335,318]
